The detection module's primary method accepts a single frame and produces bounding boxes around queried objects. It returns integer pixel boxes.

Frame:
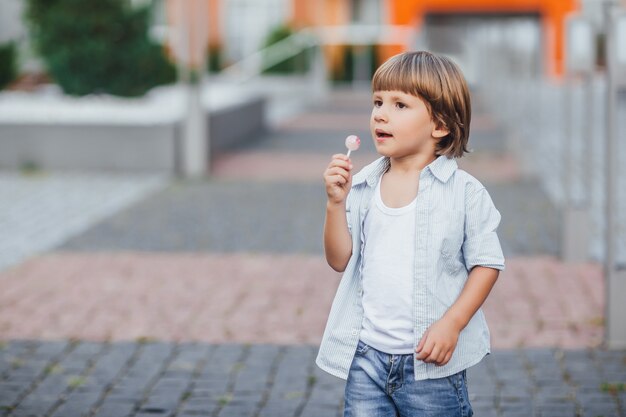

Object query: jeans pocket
[452,370,473,417]
[355,340,370,355]
[445,371,462,391]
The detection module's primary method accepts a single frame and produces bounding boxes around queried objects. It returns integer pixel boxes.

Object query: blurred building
[4,0,621,79]
[164,0,580,78]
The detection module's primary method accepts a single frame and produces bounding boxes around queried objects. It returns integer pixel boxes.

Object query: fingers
[417,343,447,365]
[324,155,353,185]
[415,336,453,366]
[324,154,354,204]
[327,155,352,173]
[325,167,350,182]
[415,335,432,361]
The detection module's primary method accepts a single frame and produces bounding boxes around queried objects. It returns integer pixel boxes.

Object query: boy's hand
[324,154,353,205]
[415,317,462,366]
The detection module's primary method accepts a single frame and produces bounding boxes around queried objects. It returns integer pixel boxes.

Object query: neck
[389,154,437,174]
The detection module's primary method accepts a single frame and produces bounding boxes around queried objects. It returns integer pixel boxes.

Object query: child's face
[370,90,448,160]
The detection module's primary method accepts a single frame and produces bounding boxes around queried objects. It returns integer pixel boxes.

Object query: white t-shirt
[360,179,416,354]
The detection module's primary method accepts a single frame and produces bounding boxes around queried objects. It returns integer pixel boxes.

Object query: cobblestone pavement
[0,88,624,417]
[0,341,624,417]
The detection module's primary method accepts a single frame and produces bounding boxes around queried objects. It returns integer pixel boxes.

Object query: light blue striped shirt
[316,155,505,381]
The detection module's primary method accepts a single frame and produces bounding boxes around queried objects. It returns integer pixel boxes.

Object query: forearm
[443,266,499,331]
[323,202,352,272]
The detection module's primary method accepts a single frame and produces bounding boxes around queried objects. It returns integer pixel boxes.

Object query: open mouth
[375,129,393,140]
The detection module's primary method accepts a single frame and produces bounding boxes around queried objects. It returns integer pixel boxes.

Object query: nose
[372,107,387,123]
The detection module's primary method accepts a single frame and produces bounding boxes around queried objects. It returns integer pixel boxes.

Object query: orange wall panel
[387,0,579,77]
[166,0,219,68]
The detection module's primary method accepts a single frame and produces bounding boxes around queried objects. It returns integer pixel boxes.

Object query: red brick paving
[0,253,603,348]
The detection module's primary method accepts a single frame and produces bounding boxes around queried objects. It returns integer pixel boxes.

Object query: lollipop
[345,135,360,158]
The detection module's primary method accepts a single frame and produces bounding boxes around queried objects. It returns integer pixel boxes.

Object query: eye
[396,102,407,109]
[373,100,382,107]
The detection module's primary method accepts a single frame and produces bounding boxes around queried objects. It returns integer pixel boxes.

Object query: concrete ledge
[0,124,179,172]
[0,84,266,173]
[209,94,266,154]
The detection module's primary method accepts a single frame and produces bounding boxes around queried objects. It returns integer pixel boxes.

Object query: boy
[318,51,505,416]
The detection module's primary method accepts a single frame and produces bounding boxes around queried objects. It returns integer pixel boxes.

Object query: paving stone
[49,401,94,417]
[470,406,498,417]
[134,412,173,417]
[151,379,190,393]
[499,387,533,401]
[500,410,534,417]
[178,396,217,412]
[177,412,212,417]
[0,172,168,272]
[300,403,341,417]
[535,403,577,417]
[218,403,259,417]
[10,402,53,417]
[579,403,620,417]
[92,402,136,417]
[306,387,342,408]
[257,400,299,417]
[176,410,213,417]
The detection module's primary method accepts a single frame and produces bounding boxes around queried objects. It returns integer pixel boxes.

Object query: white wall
[0,0,26,44]
[221,0,291,63]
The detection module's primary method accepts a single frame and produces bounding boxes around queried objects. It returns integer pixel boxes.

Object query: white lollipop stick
[345,135,360,158]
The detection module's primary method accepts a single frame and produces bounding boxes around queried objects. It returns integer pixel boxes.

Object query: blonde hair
[372,51,471,158]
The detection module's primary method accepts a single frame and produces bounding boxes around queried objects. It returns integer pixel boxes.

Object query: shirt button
[351,329,358,336]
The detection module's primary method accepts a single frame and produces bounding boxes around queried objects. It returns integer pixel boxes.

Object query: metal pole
[603,0,626,348]
[584,73,593,197]
[562,15,593,261]
[563,74,572,209]
[198,0,210,172]
[180,0,208,178]
[604,0,617,348]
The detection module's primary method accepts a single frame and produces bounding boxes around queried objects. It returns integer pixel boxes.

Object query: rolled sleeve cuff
[463,232,505,271]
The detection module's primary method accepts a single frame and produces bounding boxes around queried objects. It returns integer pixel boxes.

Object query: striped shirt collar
[353,155,458,187]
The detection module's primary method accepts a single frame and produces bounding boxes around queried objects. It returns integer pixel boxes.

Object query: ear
[432,124,450,138]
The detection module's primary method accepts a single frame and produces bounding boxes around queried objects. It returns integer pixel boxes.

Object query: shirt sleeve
[462,185,505,271]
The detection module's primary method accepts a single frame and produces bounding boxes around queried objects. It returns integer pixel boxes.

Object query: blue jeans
[344,340,473,417]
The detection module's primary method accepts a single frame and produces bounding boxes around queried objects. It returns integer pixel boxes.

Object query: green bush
[207,44,222,73]
[332,44,378,83]
[261,24,309,74]
[25,0,176,97]
[0,41,18,90]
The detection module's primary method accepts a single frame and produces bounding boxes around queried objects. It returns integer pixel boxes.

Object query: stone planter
[0,82,266,174]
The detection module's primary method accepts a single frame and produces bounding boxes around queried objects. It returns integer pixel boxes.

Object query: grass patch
[284,391,304,400]
[600,382,625,395]
[217,394,232,406]
[10,358,24,368]
[67,376,87,388]
[44,364,63,375]
[20,161,44,176]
